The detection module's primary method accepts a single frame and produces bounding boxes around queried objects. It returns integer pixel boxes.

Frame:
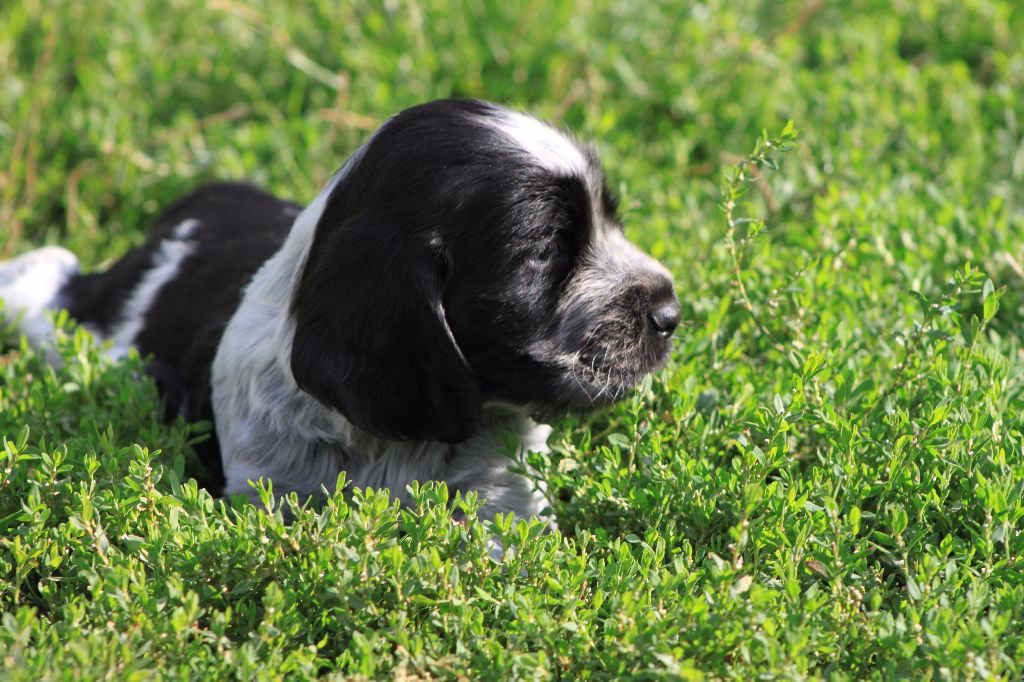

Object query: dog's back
[1,182,301,484]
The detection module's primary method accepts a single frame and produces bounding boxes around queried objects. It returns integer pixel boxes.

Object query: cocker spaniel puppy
[0,99,679,523]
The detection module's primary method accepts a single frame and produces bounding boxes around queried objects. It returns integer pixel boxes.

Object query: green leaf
[982,279,999,321]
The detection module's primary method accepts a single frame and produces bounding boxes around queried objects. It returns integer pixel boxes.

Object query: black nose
[649,298,680,337]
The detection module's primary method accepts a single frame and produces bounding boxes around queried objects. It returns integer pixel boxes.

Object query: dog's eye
[529,233,572,268]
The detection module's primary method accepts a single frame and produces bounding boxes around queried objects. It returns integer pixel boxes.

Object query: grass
[2,0,1024,678]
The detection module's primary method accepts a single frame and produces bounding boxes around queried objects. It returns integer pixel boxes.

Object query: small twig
[553,80,588,121]
[720,124,800,350]
[873,320,932,409]
[318,108,380,132]
[150,105,251,144]
[771,0,827,43]
[64,159,98,237]
[723,214,784,350]
[720,152,779,216]
[1001,252,1024,280]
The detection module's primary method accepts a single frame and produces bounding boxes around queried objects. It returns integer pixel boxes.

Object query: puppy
[0,99,679,523]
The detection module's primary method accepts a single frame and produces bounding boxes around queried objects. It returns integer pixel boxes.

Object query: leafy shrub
[2,0,1023,678]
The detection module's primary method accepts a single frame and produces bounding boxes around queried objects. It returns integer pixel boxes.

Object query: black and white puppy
[0,99,679,523]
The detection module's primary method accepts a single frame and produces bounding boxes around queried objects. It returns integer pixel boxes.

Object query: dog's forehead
[484,109,594,179]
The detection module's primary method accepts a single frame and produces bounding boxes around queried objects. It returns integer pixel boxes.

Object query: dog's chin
[527,337,674,417]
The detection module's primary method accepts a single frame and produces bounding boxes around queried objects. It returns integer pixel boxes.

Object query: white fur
[490,110,589,177]
[108,219,199,357]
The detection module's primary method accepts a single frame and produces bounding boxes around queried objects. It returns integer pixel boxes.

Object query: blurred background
[3,0,1020,274]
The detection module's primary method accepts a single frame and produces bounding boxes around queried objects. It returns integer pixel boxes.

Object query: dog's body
[0,99,679,523]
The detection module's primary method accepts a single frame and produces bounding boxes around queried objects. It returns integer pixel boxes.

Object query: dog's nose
[648,297,680,337]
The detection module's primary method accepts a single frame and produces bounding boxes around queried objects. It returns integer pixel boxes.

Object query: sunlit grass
[2,0,1023,677]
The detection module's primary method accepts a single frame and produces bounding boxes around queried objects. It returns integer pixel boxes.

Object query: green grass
[2,0,1024,678]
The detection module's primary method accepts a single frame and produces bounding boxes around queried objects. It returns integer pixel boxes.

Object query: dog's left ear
[289,213,481,443]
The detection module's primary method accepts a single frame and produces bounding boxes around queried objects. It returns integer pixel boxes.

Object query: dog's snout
[641,267,680,337]
[648,296,680,337]
[626,248,679,338]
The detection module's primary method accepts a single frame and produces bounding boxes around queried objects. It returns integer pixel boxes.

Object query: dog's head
[291,99,679,443]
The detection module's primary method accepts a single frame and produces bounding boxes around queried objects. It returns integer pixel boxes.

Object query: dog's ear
[290,214,481,443]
